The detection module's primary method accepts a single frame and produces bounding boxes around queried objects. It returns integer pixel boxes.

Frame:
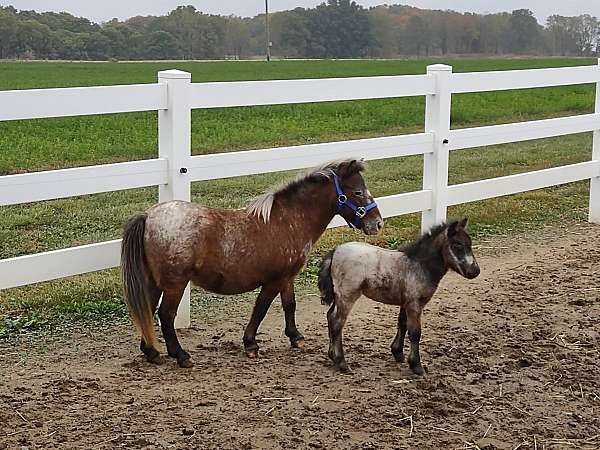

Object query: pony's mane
[401,221,455,259]
[247,159,366,222]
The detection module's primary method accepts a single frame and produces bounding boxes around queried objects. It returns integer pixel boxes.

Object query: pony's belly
[191,268,261,295]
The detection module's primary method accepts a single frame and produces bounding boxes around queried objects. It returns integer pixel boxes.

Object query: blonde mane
[246,159,365,223]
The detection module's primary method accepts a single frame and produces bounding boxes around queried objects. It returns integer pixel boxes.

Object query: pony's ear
[447,221,459,237]
[460,217,469,229]
[338,159,366,177]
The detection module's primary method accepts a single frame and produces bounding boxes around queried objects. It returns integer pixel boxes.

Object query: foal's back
[331,242,427,306]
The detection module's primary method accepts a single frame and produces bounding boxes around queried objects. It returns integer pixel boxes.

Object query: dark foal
[318,218,480,374]
[121,159,383,368]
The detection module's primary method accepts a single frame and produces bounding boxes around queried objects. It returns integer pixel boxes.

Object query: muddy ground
[1,222,599,449]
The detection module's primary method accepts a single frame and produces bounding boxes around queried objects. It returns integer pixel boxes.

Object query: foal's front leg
[405,302,425,375]
[391,307,407,362]
[243,282,280,358]
[280,280,305,349]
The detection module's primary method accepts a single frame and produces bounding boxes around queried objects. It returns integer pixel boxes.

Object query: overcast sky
[2,1,599,24]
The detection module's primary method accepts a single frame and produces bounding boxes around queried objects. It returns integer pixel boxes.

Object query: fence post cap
[158,69,192,80]
[426,64,453,72]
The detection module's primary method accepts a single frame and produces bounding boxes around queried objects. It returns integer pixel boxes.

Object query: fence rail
[1,62,599,328]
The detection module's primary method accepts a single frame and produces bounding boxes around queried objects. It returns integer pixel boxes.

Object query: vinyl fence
[1,62,599,328]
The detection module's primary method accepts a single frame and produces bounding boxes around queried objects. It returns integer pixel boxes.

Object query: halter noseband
[331,172,378,229]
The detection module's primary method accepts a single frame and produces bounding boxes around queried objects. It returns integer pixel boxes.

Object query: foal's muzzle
[464,262,480,279]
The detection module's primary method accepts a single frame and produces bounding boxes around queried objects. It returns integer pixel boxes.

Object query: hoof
[337,363,352,374]
[393,353,405,363]
[178,357,194,368]
[245,348,259,359]
[291,338,305,349]
[147,354,165,365]
[409,363,425,376]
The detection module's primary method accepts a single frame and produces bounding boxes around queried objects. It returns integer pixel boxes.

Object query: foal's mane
[402,222,454,259]
[247,159,366,222]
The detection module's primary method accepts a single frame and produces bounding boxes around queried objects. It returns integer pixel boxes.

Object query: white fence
[1,62,600,328]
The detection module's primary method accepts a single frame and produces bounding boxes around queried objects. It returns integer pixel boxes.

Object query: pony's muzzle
[363,218,384,235]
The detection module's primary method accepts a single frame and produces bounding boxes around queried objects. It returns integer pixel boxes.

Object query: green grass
[0,58,596,338]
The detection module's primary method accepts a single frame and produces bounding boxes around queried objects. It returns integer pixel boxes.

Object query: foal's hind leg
[243,282,280,358]
[140,281,164,365]
[158,283,193,368]
[327,295,357,373]
[391,307,407,362]
[281,280,305,349]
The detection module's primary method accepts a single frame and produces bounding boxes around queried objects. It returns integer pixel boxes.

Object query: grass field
[0,58,596,337]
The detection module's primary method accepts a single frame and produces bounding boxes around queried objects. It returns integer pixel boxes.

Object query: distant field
[0,58,596,334]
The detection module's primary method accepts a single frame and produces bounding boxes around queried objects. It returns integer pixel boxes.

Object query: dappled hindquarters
[0,222,599,449]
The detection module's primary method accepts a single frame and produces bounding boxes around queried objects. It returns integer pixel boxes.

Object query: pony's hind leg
[243,282,280,358]
[391,307,407,362]
[158,283,193,368]
[140,281,164,364]
[281,280,305,349]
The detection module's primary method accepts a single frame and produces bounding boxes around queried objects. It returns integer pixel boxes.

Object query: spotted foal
[318,218,480,375]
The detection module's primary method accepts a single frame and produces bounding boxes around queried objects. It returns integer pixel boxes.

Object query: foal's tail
[121,213,156,347]
[318,249,336,306]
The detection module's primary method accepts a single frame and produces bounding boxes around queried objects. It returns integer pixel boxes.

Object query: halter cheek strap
[332,172,378,228]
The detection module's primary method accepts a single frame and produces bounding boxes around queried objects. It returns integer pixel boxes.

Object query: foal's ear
[459,217,469,229]
[447,221,459,237]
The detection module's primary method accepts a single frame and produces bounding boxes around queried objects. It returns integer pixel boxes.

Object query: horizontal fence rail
[0,240,121,290]
[450,65,600,94]
[189,133,433,181]
[0,159,168,206]
[449,113,600,150]
[1,63,600,328]
[447,161,600,206]
[191,74,435,108]
[0,83,167,121]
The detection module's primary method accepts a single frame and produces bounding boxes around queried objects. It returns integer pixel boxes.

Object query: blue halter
[331,172,378,229]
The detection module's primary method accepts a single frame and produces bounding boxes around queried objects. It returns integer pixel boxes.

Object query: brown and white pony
[318,219,480,375]
[121,159,383,368]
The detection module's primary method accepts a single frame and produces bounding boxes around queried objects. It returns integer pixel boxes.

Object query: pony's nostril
[376,221,384,231]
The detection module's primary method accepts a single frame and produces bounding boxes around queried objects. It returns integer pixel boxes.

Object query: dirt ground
[1,222,599,449]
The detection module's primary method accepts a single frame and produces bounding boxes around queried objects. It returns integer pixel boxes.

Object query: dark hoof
[336,362,352,374]
[178,357,194,368]
[392,352,405,363]
[146,354,165,365]
[245,348,259,358]
[291,338,306,349]
[409,363,425,376]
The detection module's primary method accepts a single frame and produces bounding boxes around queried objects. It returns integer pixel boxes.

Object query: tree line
[0,1,598,60]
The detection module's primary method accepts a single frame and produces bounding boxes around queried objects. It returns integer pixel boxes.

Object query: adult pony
[121,159,383,368]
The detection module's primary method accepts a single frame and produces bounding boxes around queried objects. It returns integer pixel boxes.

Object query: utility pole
[265,0,271,62]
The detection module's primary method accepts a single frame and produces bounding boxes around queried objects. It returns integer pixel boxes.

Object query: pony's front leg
[406,303,425,376]
[280,280,305,349]
[391,307,407,362]
[243,283,280,358]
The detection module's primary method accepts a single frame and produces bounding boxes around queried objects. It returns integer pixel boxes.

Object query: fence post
[158,69,192,329]
[421,64,452,233]
[589,58,600,223]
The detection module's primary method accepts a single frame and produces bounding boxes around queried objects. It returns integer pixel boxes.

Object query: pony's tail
[318,249,336,306]
[121,213,156,347]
